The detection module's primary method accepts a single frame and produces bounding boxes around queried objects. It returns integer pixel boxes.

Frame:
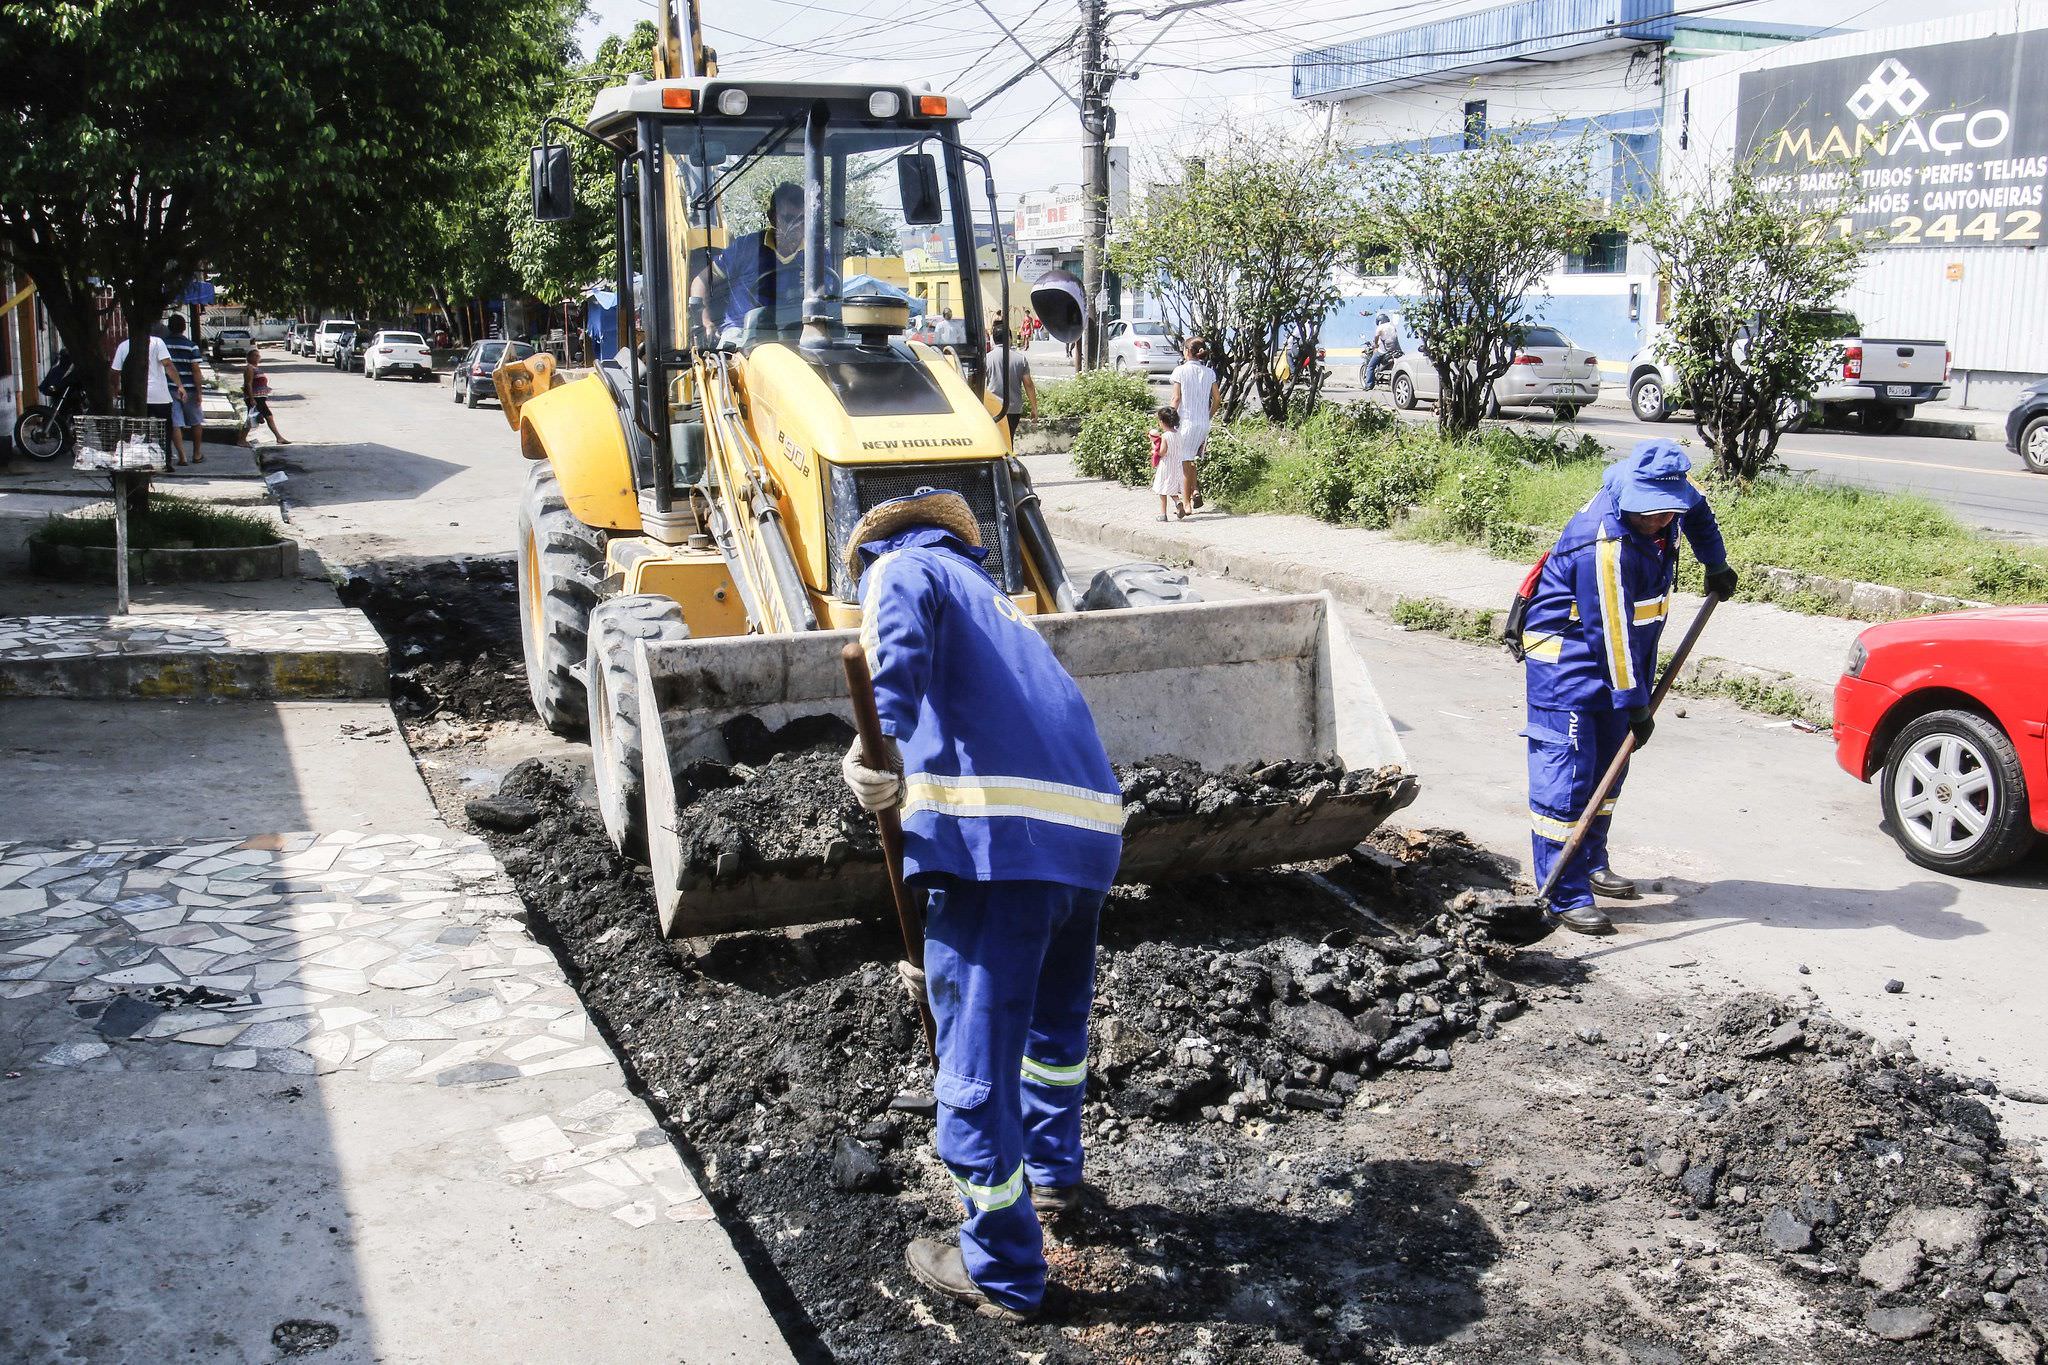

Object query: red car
[1834,607,2048,875]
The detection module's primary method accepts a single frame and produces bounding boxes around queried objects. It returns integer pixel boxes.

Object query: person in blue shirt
[1517,440,1738,935]
[691,181,820,343]
[162,316,205,466]
[839,488,1123,1321]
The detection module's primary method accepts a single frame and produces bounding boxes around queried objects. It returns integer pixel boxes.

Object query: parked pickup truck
[1628,313,1950,435]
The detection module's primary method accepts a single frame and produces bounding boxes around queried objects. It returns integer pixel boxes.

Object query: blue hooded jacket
[856,525,1124,892]
[1521,442,1728,711]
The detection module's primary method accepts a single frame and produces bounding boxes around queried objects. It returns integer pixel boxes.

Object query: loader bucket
[636,592,1416,938]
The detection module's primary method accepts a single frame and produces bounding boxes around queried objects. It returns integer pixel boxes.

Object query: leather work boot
[1589,868,1638,900]
[1031,1183,1082,1217]
[1555,905,1614,935]
[905,1238,1036,1322]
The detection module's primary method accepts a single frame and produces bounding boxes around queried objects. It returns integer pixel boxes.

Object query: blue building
[1294,0,1818,379]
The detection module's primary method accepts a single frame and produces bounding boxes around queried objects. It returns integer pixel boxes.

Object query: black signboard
[1736,32,2048,250]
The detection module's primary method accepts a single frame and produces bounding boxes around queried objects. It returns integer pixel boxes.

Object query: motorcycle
[13,352,84,461]
[1357,343,1402,393]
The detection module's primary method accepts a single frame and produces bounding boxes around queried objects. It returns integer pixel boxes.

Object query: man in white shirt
[111,328,189,462]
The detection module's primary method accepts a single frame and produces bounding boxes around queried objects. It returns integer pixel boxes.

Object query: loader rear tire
[586,594,690,861]
[516,463,605,738]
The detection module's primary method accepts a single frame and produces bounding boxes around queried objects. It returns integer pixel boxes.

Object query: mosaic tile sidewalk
[0,610,388,700]
[0,831,712,1229]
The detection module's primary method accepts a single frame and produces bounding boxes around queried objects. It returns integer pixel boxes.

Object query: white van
[315,318,358,361]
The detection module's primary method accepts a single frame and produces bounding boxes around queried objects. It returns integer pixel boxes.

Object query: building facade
[1294,0,1815,378]
[1669,1,2048,408]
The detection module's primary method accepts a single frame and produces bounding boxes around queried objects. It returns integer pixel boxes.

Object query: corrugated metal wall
[1296,0,1677,100]
[1667,2,2048,389]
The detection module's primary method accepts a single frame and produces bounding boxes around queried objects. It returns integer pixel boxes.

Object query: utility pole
[1079,0,1111,370]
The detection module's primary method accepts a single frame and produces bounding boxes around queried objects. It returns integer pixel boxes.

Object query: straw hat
[842,487,980,579]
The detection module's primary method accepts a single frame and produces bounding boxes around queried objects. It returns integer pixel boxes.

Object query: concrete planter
[30,538,300,585]
[1756,566,1987,620]
[1013,416,1081,454]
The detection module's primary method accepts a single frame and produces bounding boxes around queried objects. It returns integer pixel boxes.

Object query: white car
[1389,325,1601,418]
[363,330,434,381]
[1105,319,1178,375]
[314,318,358,361]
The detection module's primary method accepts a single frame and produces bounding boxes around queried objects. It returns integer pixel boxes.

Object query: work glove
[1627,706,1655,751]
[841,735,903,812]
[1704,565,1739,601]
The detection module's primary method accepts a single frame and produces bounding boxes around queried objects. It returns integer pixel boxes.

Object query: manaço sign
[1736,32,2048,250]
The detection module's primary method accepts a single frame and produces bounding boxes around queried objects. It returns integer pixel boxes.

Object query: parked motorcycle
[13,352,84,461]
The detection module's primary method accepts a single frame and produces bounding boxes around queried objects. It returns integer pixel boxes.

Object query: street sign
[1737,32,2048,251]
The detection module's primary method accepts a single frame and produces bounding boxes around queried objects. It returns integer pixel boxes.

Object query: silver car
[1389,325,1602,418]
[1105,319,1179,375]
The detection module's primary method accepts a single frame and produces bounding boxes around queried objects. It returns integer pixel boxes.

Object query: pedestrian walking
[242,349,290,445]
[111,327,188,463]
[1168,338,1215,511]
[1513,439,1737,935]
[1150,405,1187,520]
[986,322,1037,443]
[162,315,205,465]
[839,488,1124,1322]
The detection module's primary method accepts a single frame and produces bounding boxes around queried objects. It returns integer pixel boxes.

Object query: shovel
[840,644,940,1109]
[1477,593,1723,946]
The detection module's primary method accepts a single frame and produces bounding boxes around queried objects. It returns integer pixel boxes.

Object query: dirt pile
[1607,993,2048,1356]
[337,558,527,722]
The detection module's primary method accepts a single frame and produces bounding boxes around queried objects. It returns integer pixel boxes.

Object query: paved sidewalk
[1023,451,1863,704]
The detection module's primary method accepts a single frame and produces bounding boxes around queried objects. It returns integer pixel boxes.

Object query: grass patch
[1391,596,1500,644]
[1672,671,1832,728]
[32,494,283,551]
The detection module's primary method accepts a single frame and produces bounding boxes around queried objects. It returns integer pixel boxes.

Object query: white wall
[1666,1,2048,402]
[1332,47,1663,150]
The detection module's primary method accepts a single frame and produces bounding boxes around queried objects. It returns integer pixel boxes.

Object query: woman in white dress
[1149,405,1187,519]
[1169,337,1216,511]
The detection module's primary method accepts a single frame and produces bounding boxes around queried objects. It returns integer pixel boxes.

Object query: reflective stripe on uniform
[1594,532,1637,692]
[953,1163,1025,1211]
[1521,631,1564,663]
[902,772,1127,835]
[1021,1055,1086,1086]
[1531,809,1576,842]
[1633,594,1668,624]
[856,549,903,676]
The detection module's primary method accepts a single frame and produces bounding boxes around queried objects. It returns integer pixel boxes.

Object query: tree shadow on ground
[1594,874,1983,950]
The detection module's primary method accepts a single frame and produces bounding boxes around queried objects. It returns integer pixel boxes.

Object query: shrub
[1197,425,1271,500]
[32,494,283,551]
[1966,548,2048,600]
[1301,430,1443,529]
[1295,401,1396,452]
[1436,456,1514,541]
[1071,407,1155,487]
[1038,367,1154,419]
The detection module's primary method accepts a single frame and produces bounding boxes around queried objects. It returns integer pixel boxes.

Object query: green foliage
[1038,368,1155,419]
[1674,671,1831,727]
[1391,597,1500,644]
[1111,129,1362,421]
[1361,134,1600,437]
[1299,423,1445,530]
[1631,157,1866,483]
[1072,408,1156,487]
[33,495,282,551]
[1195,425,1270,500]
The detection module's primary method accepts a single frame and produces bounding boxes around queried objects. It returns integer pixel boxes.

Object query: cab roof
[587,78,972,137]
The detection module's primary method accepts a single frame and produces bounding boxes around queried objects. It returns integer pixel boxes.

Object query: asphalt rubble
[354,557,2048,1364]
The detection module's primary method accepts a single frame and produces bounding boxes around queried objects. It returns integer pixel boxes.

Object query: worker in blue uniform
[838,487,1123,1321]
[1517,439,1738,935]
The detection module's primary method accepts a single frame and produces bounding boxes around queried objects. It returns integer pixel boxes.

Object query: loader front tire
[516,463,605,738]
[586,595,690,861]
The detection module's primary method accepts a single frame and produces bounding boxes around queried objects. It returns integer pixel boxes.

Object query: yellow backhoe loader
[503,0,1416,937]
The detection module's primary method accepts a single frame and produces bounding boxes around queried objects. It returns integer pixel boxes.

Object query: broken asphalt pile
[357,559,2048,1363]
[337,559,528,723]
[1610,993,2048,1360]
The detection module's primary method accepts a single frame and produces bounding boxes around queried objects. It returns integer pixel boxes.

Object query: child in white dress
[1150,405,1187,520]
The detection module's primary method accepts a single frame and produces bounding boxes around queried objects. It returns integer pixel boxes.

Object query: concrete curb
[29,538,299,585]
[1042,504,1836,717]
[0,610,388,702]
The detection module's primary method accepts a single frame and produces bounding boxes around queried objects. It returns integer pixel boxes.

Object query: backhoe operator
[692,181,811,344]
[839,488,1123,1321]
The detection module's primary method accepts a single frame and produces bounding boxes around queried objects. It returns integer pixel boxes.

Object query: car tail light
[1134,340,1149,350]
[1843,344,1863,379]
[1512,354,1540,365]
[1586,356,1598,367]
[1944,347,1952,379]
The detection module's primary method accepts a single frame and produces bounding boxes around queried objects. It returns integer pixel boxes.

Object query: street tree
[0,0,579,411]
[1631,158,1866,484]
[1111,130,1360,421]
[1361,134,1599,437]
